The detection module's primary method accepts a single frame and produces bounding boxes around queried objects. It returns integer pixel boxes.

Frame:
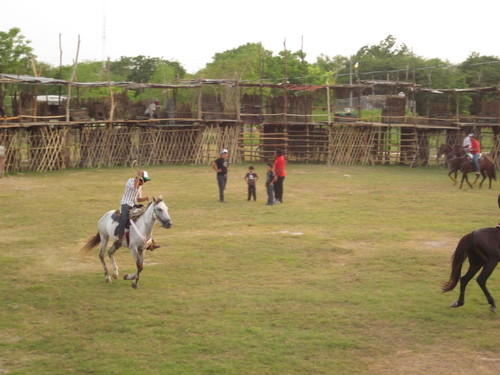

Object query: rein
[129,201,156,246]
[129,218,149,245]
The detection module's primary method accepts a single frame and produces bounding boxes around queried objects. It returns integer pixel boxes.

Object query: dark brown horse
[442,195,500,312]
[437,144,496,189]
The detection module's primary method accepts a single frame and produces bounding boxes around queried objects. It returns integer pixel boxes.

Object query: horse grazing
[80,196,172,288]
[437,144,496,189]
[442,227,500,312]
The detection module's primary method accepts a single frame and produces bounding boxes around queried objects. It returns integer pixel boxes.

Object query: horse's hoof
[105,276,111,283]
[123,274,129,280]
[450,301,461,308]
[132,283,138,289]
[490,306,496,313]
[112,273,118,279]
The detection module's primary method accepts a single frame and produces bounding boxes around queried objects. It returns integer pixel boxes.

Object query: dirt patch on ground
[369,346,500,375]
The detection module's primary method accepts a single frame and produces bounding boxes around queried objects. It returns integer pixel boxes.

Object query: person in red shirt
[470,134,481,176]
[273,150,286,203]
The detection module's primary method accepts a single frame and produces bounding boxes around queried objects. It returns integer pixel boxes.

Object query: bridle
[153,201,172,228]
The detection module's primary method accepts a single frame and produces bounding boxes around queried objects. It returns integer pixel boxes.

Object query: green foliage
[329,35,473,89]
[0,27,33,74]
[198,43,319,84]
[315,54,348,83]
[110,56,186,83]
[356,35,411,59]
[197,43,269,80]
[459,53,500,87]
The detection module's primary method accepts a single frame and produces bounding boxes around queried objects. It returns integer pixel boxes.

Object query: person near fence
[211,149,229,203]
[145,100,159,118]
[244,165,259,201]
[273,150,286,204]
[265,163,275,205]
[114,170,159,250]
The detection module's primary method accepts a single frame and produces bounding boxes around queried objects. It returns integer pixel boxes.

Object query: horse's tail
[79,232,101,254]
[442,232,473,292]
[490,160,497,181]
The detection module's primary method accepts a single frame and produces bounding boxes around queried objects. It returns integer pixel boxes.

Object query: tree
[0,27,33,74]
[459,53,500,87]
[110,56,186,83]
[355,35,410,59]
[197,43,270,80]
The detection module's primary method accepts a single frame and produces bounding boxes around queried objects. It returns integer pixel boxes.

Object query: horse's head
[153,195,172,229]
[437,144,452,158]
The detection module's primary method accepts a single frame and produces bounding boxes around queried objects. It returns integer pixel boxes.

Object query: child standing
[265,163,274,205]
[244,166,259,201]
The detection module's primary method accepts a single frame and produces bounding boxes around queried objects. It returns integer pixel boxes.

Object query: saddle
[466,152,482,161]
[111,205,148,224]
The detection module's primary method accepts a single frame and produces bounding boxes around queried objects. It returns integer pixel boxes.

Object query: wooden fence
[1,121,500,173]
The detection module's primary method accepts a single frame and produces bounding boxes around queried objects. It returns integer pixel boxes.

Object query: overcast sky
[4,0,499,74]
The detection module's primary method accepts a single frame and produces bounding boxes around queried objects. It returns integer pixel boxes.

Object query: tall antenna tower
[101,0,107,71]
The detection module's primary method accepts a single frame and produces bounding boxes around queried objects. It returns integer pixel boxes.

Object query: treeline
[2,28,500,91]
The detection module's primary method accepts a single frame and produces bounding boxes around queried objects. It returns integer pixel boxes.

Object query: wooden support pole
[66,35,81,122]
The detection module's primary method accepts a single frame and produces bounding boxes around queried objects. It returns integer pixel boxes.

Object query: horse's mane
[130,196,164,220]
[130,203,151,220]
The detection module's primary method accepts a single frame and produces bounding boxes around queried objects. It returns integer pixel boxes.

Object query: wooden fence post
[0,144,5,178]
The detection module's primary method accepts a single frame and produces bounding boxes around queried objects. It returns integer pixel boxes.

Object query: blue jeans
[217,174,227,201]
[472,154,480,172]
[266,184,274,205]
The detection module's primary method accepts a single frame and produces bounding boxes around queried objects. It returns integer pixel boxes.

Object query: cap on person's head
[141,170,151,181]
[220,149,228,154]
[469,133,475,138]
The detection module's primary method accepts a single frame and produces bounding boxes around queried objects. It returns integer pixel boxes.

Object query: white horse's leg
[99,239,112,283]
[123,247,144,288]
[108,245,120,279]
[123,247,137,282]
[132,249,145,289]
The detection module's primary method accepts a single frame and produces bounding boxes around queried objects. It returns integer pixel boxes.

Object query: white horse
[80,196,172,288]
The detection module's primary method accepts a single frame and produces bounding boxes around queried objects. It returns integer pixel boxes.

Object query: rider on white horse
[114,170,159,250]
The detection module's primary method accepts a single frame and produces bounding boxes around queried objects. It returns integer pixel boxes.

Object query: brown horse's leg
[460,173,473,189]
[465,173,474,189]
[448,170,457,184]
[451,263,482,308]
[476,261,498,312]
[478,175,487,189]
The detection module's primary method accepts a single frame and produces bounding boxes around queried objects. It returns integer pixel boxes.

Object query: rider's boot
[146,238,160,251]
[114,233,124,248]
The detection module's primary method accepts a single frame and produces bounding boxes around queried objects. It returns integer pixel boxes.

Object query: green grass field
[1,163,500,375]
